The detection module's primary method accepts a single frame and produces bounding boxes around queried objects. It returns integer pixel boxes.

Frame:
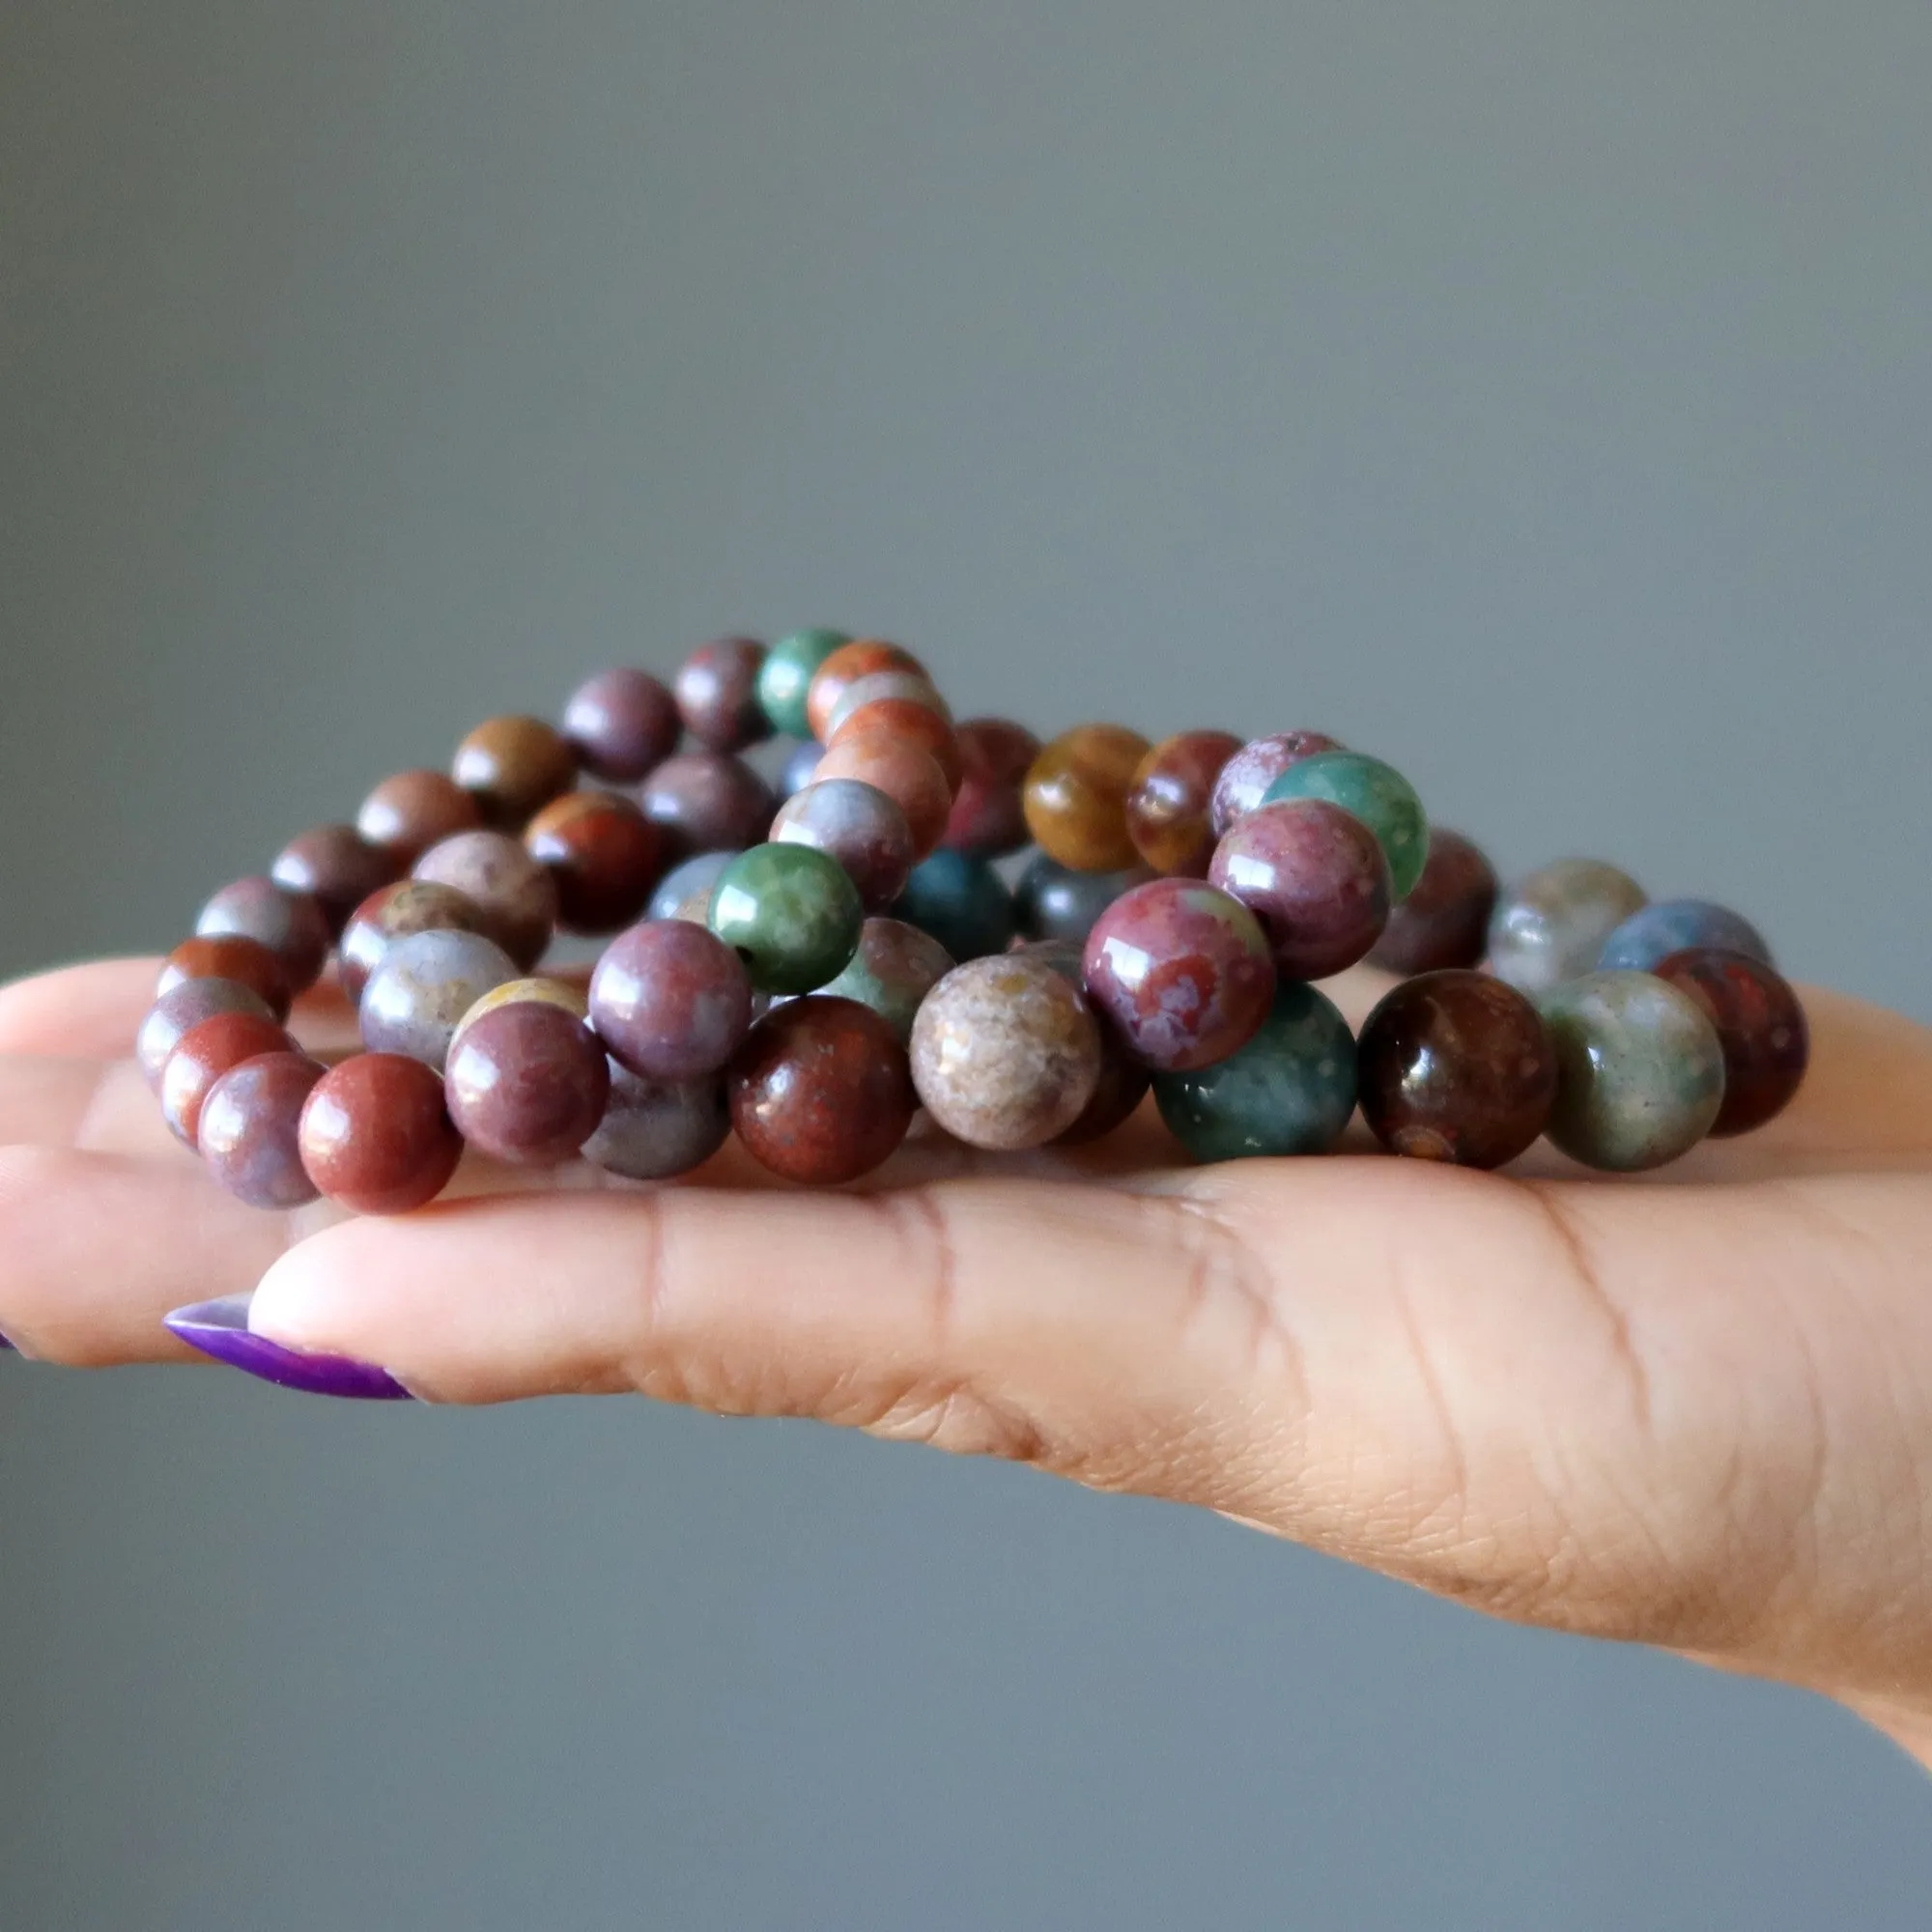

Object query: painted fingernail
[0,1332,14,1351]
[163,1293,412,1401]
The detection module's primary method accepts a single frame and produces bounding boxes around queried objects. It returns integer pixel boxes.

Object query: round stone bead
[1489,859,1648,995]
[1653,949,1809,1137]
[1366,828,1498,975]
[1260,751,1430,902]
[197,1052,327,1208]
[588,920,753,1080]
[582,1063,731,1180]
[647,850,738,923]
[159,934,294,1022]
[447,975,590,1058]
[1209,731,1344,836]
[159,1010,297,1148]
[1083,879,1276,1072]
[338,880,487,1004]
[1013,853,1154,946]
[726,996,916,1184]
[1539,971,1726,1172]
[1152,981,1358,1161]
[758,629,851,738]
[524,790,666,935]
[412,830,558,969]
[771,779,916,912]
[674,637,771,752]
[637,751,777,858]
[1357,971,1557,1168]
[910,955,1103,1150]
[452,716,578,829]
[1125,729,1243,876]
[1598,899,1773,975]
[810,732,952,860]
[815,917,955,1043]
[1023,724,1153,872]
[298,1052,464,1213]
[892,849,1016,962]
[358,927,519,1071]
[270,824,401,934]
[707,842,864,994]
[1018,941,1154,1145]
[194,878,330,996]
[1208,798,1391,980]
[805,639,927,742]
[356,769,486,866]
[137,979,276,1092]
[828,697,962,791]
[444,998,611,1166]
[562,668,681,781]
[778,738,825,799]
[944,718,1040,857]
[824,671,951,739]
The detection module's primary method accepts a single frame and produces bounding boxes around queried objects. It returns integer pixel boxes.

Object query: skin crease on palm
[3,955,1932,1773]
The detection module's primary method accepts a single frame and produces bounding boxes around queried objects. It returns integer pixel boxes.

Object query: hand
[6,954,1932,1768]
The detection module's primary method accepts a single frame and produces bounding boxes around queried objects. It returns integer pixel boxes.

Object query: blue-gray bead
[1489,859,1648,994]
[582,1062,730,1179]
[358,927,519,1071]
[1597,898,1772,974]
[647,850,737,923]
[1013,852,1152,946]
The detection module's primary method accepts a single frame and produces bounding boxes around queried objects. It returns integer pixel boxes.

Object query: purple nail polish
[0,1332,15,1351]
[163,1294,412,1401]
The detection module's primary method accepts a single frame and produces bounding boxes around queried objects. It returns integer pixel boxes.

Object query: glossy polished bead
[358,927,519,1070]
[910,955,1103,1150]
[444,999,611,1166]
[524,790,666,934]
[137,979,275,1092]
[1260,751,1429,901]
[675,637,771,752]
[1209,731,1344,836]
[194,879,330,996]
[412,830,558,969]
[448,975,590,1058]
[562,668,681,781]
[1208,798,1391,980]
[944,718,1039,857]
[338,880,488,1004]
[778,738,825,799]
[727,996,916,1183]
[1654,949,1809,1137]
[1489,860,1648,994]
[1152,981,1357,1161]
[1367,828,1498,975]
[1082,879,1276,1071]
[1357,971,1556,1168]
[805,640,926,742]
[824,670,949,736]
[1023,724,1152,872]
[647,850,737,923]
[1018,940,1154,1144]
[772,779,916,912]
[588,920,753,1080]
[893,849,1016,962]
[810,731,952,860]
[1013,853,1153,946]
[356,769,484,866]
[707,842,864,994]
[637,751,777,857]
[815,917,954,1043]
[1539,971,1725,1172]
[159,1010,296,1148]
[828,696,962,791]
[582,1063,731,1180]
[159,934,294,1022]
[198,1052,327,1208]
[758,630,851,738]
[298,1053,464,1213]
[1599,899,1772,974]
[452,716,578,829]
[1125,729,1243,876]
[270,824,401,934]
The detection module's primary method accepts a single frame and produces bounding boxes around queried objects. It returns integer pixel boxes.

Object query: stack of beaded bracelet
[137,632,1809,1211]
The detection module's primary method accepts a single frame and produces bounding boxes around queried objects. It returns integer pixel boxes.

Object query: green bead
[757,630,851,738]
[1152,981,1357,1161]
[1261,750,1430,901]
[708,842,864,994]
[893,849,1016,961]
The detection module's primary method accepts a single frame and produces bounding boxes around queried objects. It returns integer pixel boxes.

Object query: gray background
[3,2,1930,1925]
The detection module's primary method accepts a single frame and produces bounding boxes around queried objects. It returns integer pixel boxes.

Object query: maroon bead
[356,769,485,865]
[412,831,558,970]
[270,824,403,935]
[637,751,776,858]
[1021,941,1151,1143]
[1125,730,1244,877]
[1208,798,1391,980]
[159,934,295,1022]
[563,668,682,781]
[1081,879,1276,1071]
[1367,829,1499,975]
[1209,731,1344,836]
[588,920,753,1082]
[727,996,916,1183]
[452,716,578,830]
[1357,971,1556,1169]
[524,791,668,935]
[771,779,915,911]
[943,719,1040,857]
[194,878,331,996]
[338,880,490,1004]
[444,999,611,1166]
[1653,948,1810,1137]
[674,637,771,753]
[159,1010,297,1148]
[299,1053,465,1213]
[137,979,276,1092]
[198,1052,327,1208]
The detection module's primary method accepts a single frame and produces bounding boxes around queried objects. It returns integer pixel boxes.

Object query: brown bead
[158,1010,296,1148]
[195,877,331,995]
[727,996,916,1183]
[636,751,777,858]
[444,998,611,1167]
[412,831,558,970]
[673,637,771,752]
[356,769,485,865]
[338,880,490,1003]
[271,824,403,934]
[1125,730,1243,876]
[299,1052,465,1213]
[138,979,277,1092]
[524,790,668,934]
[1023,724,1153,872]
[810,731,952,860]
[944,718,1040,857]
[452,716,578,829]
[828,697,963,792]
[1367,829,1499,975]
[562,668,682,781]
[805,640,927,742]
[198,1052,327,1208]
[158,935,294,1022]
[1653,948,1810,1137]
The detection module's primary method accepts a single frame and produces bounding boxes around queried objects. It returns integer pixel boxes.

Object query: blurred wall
[3,3,1930,1926]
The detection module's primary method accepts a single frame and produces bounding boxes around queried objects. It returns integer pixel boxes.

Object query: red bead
[1367,829,1498,975]
[674,638,771,752]
[198,1052,327,1208]
[194,878,331,996]
[138,979,276,1091]
[1125,729,1243,877]
[588,920,753,1082]
[452,716,578,829]
[158,935,295,1023]
[159,1010,297,1148]
[805,640,927,743]
[300,1053,465,1213]
[270,824,403,934]
[944,719,1039,857]
[524,791,667,935]
[356,770,485,865]
[1653,948,1810,1136]
[444,999,611,1166]
[563,668,681,781]
[1208,798,1391,980]
[811,732,952,860]
[827,697,963,791]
